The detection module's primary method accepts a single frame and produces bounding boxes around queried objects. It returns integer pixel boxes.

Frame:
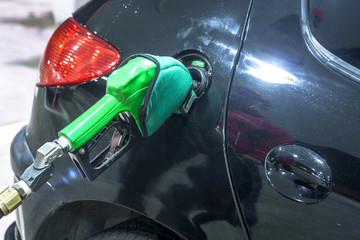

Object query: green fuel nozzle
[60,56,156,151]
[0,54,198,218]
[60,55,194,151]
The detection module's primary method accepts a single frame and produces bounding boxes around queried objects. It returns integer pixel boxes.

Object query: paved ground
[0,0,54,238]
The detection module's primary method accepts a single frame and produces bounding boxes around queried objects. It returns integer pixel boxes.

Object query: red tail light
[38,18,120,86]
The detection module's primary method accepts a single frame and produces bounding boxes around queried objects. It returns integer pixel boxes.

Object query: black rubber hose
[0,209,4,219]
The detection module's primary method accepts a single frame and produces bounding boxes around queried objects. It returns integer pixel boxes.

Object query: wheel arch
[37,200,142,240]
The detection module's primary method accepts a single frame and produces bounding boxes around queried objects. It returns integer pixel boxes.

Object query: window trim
[301,0,360,83]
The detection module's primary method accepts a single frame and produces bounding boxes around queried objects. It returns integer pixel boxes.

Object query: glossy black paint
[10,127,33,178]
[10,0,360,239]
[14,0,253,239]
[226,0,360,239]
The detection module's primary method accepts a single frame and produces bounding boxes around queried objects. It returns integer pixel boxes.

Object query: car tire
[88,217,182,240]
[88,229,157,240]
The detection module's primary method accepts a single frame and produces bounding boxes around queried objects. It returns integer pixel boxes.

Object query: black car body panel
[226,0,360,239]
[12,0,253,239]
[8,0,360,239]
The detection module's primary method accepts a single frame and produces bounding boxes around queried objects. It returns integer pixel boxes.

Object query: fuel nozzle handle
[59,54,194,151]
[59,56,158,151]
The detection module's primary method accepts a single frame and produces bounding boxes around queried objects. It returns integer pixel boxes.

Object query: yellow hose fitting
[0,187,22,216]
[0,180,31,216]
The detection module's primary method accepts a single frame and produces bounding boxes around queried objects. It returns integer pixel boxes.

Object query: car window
[309,0,360,69]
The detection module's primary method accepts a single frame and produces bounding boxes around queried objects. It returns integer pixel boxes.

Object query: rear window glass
[309,0,360,69]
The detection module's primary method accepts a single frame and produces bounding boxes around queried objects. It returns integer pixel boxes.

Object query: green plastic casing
[59,57,156,151]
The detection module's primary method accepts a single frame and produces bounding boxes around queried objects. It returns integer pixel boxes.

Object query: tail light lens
[38,18,120,86]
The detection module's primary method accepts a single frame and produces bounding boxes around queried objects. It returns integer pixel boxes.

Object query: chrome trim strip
[300,0,360,83]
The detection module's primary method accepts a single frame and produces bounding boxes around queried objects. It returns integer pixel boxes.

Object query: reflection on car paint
[243,55,300,85]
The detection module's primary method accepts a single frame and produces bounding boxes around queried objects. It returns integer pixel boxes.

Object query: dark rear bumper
[4,222,20,240]
[10,126,34,179]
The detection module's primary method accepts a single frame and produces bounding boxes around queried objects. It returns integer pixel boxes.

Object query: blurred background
[0,0,87,237]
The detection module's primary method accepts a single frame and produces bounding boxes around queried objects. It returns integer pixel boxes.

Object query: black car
[5,0,360,239]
